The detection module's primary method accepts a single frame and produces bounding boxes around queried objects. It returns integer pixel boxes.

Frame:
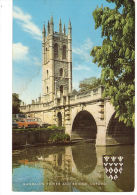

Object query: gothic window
[62,45,66,59]
[60,85,63,94]
[47,86,49,93]
[54,43,58,59]
[59,68,63,77]
[47,70,48,78]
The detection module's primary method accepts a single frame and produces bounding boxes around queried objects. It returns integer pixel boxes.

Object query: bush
[48,133,70,143]
[47,125,65,131]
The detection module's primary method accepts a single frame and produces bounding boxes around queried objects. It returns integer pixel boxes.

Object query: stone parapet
[20,86,104,113]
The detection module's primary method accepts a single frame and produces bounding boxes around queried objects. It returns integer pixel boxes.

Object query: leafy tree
[91,0,135,127]
[79,77,101,92]
[12,93,21,114]
[72,89,78,95]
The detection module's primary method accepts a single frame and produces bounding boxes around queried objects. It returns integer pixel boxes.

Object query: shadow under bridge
[71,110,97,141]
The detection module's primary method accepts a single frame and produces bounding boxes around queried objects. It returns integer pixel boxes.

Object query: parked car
[16,118,39,129]
[33,118,49,128]
[13,114,26,120]
[12,120,19,129]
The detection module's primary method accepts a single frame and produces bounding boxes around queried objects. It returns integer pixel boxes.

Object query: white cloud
[32,57,41,66]
[13,42,29,61]
[73,38,93,62]
[13,6,41,41]
[13,42,41,67]
[73,64,91,71]
[82,38,93,50]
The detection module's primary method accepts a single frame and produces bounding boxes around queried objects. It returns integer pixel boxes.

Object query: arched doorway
[107,112,134,145]
[71,110,97,140]
[57,112,62,127]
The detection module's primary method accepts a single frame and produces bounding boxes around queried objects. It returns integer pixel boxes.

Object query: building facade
[42,17,72,103]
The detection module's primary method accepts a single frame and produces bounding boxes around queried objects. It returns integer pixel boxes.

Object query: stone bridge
[20,86,134,146]
[20,18,134,146]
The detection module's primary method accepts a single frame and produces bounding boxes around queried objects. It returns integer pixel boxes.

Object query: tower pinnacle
[50,16,54,34]
[59,18,62,33]
[42,24,46,42]
[63,24,66,35]
[68,19,72,37]
[68,19,71,28]
[42,23,45,33]
[50,16,53,24]
[47,20,50,35]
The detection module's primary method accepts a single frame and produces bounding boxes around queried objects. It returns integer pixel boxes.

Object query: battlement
[42,17,72,41]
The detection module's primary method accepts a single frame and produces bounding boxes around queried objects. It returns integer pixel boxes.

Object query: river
[12,143,134,192]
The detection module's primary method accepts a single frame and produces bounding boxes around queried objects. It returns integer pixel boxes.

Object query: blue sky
[13,0,114,104]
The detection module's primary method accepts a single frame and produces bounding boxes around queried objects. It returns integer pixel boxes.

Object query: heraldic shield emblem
[103,155,124,181]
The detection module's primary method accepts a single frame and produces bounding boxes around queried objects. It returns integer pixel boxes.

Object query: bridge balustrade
[20,86,104,113]
[69,87,102,104]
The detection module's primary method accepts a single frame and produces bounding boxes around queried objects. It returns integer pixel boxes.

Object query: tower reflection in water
[12,143,134,192]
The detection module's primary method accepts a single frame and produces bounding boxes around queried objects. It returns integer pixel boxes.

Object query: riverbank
[12,128,97,150]
[12,128,70,150]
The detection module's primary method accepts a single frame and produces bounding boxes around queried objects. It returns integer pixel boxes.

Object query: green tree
[12,93,21,114]
[91,0,135,127]
[72,89,78,95]
[79,77,101,92]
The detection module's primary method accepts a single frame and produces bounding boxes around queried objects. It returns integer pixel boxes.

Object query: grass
[47,125,65,131]
[13,125,65,131]
[48,132,70,143]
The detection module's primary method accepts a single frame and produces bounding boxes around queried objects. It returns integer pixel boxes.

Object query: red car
[16,118,39,129]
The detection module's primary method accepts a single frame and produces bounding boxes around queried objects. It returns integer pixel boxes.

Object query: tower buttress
[42,24,46,96]
[68,19,72,93]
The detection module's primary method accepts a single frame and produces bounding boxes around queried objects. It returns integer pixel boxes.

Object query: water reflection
[105,146,134,192]
[72,144,97,175]
[12,143,134,192]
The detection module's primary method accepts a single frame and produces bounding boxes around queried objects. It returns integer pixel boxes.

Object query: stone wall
[12,129,64,149]
[20,87,134,146]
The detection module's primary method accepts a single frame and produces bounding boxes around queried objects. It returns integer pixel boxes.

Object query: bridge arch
[71,110,97,140]
[106,112,134,145]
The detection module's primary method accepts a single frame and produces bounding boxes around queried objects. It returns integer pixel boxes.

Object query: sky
[13,0,114,104]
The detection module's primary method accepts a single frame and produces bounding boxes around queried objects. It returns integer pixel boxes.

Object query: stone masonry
[20,17,134,146]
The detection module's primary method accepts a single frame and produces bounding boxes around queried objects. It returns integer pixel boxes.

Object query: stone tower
[42,17,72,103]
